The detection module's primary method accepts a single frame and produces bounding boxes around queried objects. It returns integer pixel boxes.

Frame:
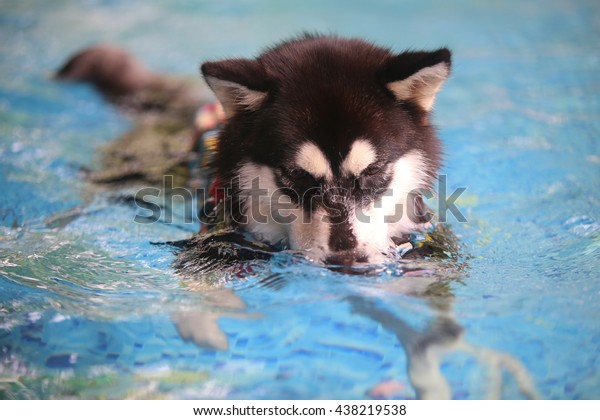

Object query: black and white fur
[201,35,451,265]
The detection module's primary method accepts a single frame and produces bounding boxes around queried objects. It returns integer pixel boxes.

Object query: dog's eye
[289,168,307,178]
[363,164,383,176]
[287,168,313,181]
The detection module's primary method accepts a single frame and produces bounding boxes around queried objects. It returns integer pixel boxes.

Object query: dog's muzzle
[325,250,370,266]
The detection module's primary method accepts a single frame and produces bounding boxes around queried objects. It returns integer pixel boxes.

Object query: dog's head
[201,35,451,265]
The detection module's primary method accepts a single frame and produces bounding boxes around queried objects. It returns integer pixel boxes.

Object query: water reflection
[173,288,259,351]
[348,294,539,399]
[173,246,540,399]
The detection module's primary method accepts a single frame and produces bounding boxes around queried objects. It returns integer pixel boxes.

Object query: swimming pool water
[1,0,599,399]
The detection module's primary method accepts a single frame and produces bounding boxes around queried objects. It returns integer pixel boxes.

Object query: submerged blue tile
[45,353,77,369]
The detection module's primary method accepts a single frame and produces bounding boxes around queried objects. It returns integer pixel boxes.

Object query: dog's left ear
[200,59,269,118]
[380,48,451,111]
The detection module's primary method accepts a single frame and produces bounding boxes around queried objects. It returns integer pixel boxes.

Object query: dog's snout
[325,253,355,266]
[326,204,357,253]
[325,251,369,266]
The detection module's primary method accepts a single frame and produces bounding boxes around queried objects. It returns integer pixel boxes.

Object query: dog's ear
[201,59,269,118]
[380,48,451,111]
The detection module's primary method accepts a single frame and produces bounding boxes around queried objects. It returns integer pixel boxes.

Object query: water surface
[0,0,599,399]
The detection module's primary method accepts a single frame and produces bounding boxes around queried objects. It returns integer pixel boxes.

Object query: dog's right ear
[201,59,269,118]
[380,48,451,112]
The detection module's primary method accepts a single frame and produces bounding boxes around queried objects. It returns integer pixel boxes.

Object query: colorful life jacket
[192,102,226,233]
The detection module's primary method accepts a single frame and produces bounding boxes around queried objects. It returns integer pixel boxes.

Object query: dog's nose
[325,252,369,266]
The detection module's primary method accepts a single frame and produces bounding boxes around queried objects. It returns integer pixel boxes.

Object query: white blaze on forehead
[341,139,377,176]
[295,142,333,181]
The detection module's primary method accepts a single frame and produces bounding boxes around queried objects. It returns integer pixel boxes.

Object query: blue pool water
[1,0,599,399]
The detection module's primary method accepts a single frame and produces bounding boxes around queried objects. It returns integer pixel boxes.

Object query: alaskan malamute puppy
[201,34,451,265]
